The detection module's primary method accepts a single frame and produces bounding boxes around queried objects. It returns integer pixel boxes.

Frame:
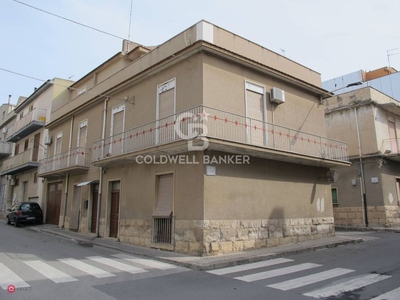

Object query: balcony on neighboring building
[381,138,400,162]
[92,106,350,168]
[0,148,42,176]
[6,108,47,142]
[0,141,12,159]
[38,147,91,179]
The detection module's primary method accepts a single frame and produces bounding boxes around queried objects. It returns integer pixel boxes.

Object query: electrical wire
[13,0,125,40]
[0,67,123,103]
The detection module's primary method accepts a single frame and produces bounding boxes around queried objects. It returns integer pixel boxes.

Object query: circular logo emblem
[7,284,16,294]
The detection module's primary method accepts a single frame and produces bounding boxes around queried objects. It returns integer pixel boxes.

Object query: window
[156,79,176,144]
[33,172,38,184]
[152,173,174,244]
[331,188,338,205]
[19,112,24,119]
[245,81,266,146]
[77,120,88,164]
[24,139,29,151]
[14,143,19,155]
[110,105,125,156]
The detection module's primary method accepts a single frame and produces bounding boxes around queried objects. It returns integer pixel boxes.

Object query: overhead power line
[13,0,125,40]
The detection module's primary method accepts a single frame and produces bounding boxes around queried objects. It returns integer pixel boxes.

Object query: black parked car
[6,202,43,227]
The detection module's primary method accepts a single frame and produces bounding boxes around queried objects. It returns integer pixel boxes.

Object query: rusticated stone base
[118,219,152,247]
[175,218,335,256]
[333,206,400,227]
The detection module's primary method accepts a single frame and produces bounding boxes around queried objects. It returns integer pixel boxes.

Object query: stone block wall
[118,219,152,246]
[333,206,400,227]
[174,217,334,256]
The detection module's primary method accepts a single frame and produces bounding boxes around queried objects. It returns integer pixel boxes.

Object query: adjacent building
[0,79,72,213]
[324,87,400,227]
[37,20,349,255]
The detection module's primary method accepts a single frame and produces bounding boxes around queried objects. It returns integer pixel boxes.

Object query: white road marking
[235,263,322,282]
[268,268,354,290]
[0,263,30,289]
[87,256,147,274]
[370,287,400,300]
[304,273,391,298]
[59,258,116,278]
[207,258,294,275]
[112,254,176,270]
[23,260,78,283]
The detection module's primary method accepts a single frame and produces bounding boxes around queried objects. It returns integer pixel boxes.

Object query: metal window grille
[152,216,173,244]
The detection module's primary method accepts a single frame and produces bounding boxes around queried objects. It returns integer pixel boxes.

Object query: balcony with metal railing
[0,141,12,159]
[0,148,41,176]
[6,108,47,142]
[380,138,400,162]
[38,147,91,178]
[92,106,350,168]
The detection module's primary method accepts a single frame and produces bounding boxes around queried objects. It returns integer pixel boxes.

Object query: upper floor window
[156,79,176,144]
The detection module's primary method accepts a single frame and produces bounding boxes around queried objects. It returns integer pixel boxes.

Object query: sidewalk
[0,218,367,271]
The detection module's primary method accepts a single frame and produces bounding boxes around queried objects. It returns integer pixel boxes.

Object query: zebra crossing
[0,254,180,290]
[207,258,399,299]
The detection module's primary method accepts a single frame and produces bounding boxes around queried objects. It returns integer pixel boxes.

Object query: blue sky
[1,0,399,105]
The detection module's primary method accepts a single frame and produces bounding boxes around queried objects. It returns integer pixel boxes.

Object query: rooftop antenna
[127,0,134,53]
[387,48,400,67]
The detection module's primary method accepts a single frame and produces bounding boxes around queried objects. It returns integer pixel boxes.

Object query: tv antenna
[387,48,399,67]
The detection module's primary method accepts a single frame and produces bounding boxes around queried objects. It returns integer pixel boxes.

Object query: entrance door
[91,183,99,233]
[46,182,63,224]
[109,181,120,238]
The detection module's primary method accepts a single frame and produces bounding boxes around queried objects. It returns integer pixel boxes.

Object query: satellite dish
[326,170,339,183]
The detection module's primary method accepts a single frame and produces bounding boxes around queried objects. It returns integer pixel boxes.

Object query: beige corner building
[38,21,349,255]
[325,86,400,227]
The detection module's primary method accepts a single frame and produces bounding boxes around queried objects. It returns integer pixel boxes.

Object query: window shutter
[246,89,265,145]
[153,174,173,217]
[159,89,174,118]
[78,125,87,148]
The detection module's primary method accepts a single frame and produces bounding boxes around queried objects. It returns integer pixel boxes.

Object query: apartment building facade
[0,80,72,214]
[38,21,349,255]
[324,87,400,227]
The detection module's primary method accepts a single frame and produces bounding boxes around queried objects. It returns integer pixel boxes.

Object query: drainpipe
[61,116,74,228]
[354,107,369,227]
[96,98,109,238]
[61,174,69,228]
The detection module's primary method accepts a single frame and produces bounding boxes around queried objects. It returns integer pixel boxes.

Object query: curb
[30,224,363,271]
[182,238,363,271]
[336,226,400,233]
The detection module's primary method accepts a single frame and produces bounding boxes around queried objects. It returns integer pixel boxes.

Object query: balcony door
[388,117,398,153]
[32,133,40,162]
[245,81,267,146]
[53,133,62,170]
[76,120,87,165]
[110,105,125,156]
[156,79,176,145]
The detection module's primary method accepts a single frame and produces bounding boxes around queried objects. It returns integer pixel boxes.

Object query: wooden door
[46,182,62,224]
[91,184,99,233]
[109,183,120,238]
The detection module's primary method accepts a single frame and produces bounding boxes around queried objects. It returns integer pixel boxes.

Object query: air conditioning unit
[9,178,16,186]
[270,87,286,104]
[2,127,7,134]
[44,136,52,145]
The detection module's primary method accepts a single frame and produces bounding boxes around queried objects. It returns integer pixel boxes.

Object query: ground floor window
[331,188,338,205]
[152,173,174,244]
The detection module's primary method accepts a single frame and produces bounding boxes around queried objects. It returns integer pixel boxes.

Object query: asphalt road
[1,221,400,300]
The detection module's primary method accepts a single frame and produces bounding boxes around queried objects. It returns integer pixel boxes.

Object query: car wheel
[6,217,11,225]
[14,218,19,227]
